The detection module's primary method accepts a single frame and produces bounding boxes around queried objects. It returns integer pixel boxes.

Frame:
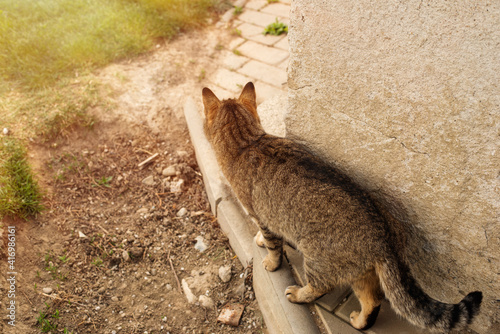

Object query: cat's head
[202,82,261,129]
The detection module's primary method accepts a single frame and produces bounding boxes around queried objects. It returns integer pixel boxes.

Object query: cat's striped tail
[375,256,482,333]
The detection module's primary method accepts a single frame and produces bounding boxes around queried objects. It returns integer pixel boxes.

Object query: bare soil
[1,28,266,334]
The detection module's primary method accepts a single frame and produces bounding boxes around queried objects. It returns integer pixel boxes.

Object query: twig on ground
[155,192,163,209]
[39,292,86,307]
[97,224,110,235]
[138,152,159,168]
[168,250,182,293]
[21,289,34,307]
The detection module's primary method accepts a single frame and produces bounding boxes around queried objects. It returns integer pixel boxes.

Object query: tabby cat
[202,82,482,332]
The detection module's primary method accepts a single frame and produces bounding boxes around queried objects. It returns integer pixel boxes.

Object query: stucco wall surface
[286,1,499,332]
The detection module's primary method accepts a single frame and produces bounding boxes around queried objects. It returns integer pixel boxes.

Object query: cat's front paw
[285,285,303,303]
[285,284,323,304]
[255,231,265,248]
[262,254,281,272]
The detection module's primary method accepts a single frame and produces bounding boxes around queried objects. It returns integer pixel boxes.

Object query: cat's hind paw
[350,311,369,330]
[349,306,380,330]
[255,231,265,248]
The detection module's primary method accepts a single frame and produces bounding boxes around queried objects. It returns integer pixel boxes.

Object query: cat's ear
[202,87,221,123]
[238,82,257,112]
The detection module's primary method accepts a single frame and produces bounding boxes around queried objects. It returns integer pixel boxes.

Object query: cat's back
[245,135,378,217]
[247,135,359,195]
[241,135,387,251]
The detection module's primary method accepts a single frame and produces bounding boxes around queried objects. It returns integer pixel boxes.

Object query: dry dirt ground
[1,28,267,334]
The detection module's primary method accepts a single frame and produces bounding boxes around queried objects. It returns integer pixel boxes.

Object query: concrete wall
[286,1,499,332]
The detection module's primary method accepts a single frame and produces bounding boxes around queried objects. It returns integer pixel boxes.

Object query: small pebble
[42,287,53,294]
[122,250,130,262]
[162,165,177,177]
[136,208,148,214]
[130,246,143,258]
[181,279,197,304]
[170,179,184,193]
[142,175,155,186]
[199,295,215,309]
[176,207,188,217]
[194,236,208,252]
[218,265,232,283]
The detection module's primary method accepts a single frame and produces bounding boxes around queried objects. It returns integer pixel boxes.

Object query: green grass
[0,0,228,219]
[1,78,99,140]
[0,138,44,218]
[0,0,226,90]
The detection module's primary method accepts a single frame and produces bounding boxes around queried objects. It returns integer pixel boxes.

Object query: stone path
[210,0,290,104]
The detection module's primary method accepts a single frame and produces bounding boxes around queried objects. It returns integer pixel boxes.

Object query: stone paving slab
[275,35,289,51]
[213,68,251,93]
[228,36,246,50]
[261,3,291,18]
[253,81,285,105]
[238,60,287,87]
[238,40,289,65]
[238,9,278,28]
[245,0,268,11]
[220,50,250,70]
[236,22,285,46]
[208,85,236,102]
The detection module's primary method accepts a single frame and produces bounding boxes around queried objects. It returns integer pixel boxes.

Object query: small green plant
[263,19,288,36]
[50,152,86,182]
[59,254,69,263]
[44,252,53,263]
[57,272,69,281]
[0,138,44,219]
[37,311,58,332]
[92,257,104,267]
[93,176,113,188]
[198,69,206,82]
[232,49,242,56]
[232,28,242,36]
[46,263,57,274]
[234,6,243,15]
[268,0,279,3]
